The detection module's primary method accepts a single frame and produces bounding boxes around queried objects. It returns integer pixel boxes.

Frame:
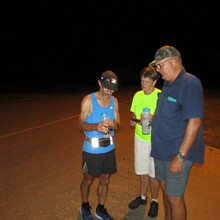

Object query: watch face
[178,152,185,159]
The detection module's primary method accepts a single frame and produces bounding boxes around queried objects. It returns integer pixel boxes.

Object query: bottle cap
[101,111,108,116]
[143,108,150,112]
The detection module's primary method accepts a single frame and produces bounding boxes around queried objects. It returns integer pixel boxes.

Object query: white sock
[151,199,158,203]
[141,195,146,200]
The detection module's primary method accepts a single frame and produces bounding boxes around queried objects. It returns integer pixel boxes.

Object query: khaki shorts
[134,136,155,177]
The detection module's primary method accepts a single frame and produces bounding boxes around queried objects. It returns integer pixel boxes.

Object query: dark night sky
[1,1,219,92]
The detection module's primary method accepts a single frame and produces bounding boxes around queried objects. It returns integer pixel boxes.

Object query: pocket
[160,98,179,118]
[99,138,110,147]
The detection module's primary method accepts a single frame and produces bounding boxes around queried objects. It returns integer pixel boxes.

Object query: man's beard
[101,88,111,99]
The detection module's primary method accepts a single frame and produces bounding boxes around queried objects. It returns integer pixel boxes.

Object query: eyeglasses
[154,58,173,69]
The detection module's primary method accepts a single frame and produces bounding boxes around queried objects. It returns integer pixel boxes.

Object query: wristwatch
[177,152,185,159]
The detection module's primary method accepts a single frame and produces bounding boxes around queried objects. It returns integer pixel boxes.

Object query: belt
[85,136,113,148]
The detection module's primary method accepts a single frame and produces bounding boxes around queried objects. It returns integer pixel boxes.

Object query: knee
[82,176,94,186]
[167,196,184,207]
[86,179,93,186]
[100,176,111,185]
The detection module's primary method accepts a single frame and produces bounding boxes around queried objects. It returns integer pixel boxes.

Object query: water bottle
[101,111,109,122]
[142,108,151,134]
[100,111,110,138]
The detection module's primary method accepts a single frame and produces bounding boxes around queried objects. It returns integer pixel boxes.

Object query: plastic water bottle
[101,111,109,122]
[100,111,110,138]
[142,108,151,134]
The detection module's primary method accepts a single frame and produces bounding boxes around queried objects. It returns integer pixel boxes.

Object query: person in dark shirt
[149,45,204,220]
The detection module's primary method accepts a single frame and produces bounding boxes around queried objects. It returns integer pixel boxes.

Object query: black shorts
[82,149,117,177]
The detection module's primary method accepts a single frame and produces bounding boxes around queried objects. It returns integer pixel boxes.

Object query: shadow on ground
[121,205,157,220]
[77,205,158,220]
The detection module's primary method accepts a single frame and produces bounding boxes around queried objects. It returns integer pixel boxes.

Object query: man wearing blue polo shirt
[149,46,204,220]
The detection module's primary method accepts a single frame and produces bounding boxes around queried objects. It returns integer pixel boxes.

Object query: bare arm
[79,95,121,133]
[78,95,108,133]
[169,118,202,173]
[78,95,97,131]
[130,112,154,126]
[113,97,121,130]
[130,112,139,126]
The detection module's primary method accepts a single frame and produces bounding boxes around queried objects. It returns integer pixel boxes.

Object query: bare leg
[97,174,111,205]
[149,176,160,199]
[140,174,150,196]
[160,181,172,220]
[168,196,187,220]
[80,173,94,202]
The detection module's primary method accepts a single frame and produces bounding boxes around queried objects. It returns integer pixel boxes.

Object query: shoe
[79,205,94,220]
[148,201,159,217]
[95,206,114,220]
[128,196,147,209]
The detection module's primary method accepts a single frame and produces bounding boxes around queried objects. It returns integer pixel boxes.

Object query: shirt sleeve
[182,77,204,120]
[130,93,137,113]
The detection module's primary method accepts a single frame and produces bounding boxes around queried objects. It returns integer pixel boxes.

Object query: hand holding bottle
[100,111,112,137]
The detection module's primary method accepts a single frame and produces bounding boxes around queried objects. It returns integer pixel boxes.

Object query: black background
[1,1,219,92]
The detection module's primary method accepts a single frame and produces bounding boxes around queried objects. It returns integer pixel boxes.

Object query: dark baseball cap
[149,45,181,67]
[100,70,118,90]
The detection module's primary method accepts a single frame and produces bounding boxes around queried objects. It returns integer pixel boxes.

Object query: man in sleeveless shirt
[79,70,121,220]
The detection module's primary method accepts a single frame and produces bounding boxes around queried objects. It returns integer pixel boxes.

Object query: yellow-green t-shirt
[130,88,161,142]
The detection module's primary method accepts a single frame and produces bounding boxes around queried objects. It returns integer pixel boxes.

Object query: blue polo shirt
[151,68,204,164]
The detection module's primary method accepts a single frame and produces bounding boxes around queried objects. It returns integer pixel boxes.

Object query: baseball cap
[100,70,118,90]
[149,45,181,67]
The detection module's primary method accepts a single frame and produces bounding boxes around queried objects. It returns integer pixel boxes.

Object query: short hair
[140,67,160,81]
